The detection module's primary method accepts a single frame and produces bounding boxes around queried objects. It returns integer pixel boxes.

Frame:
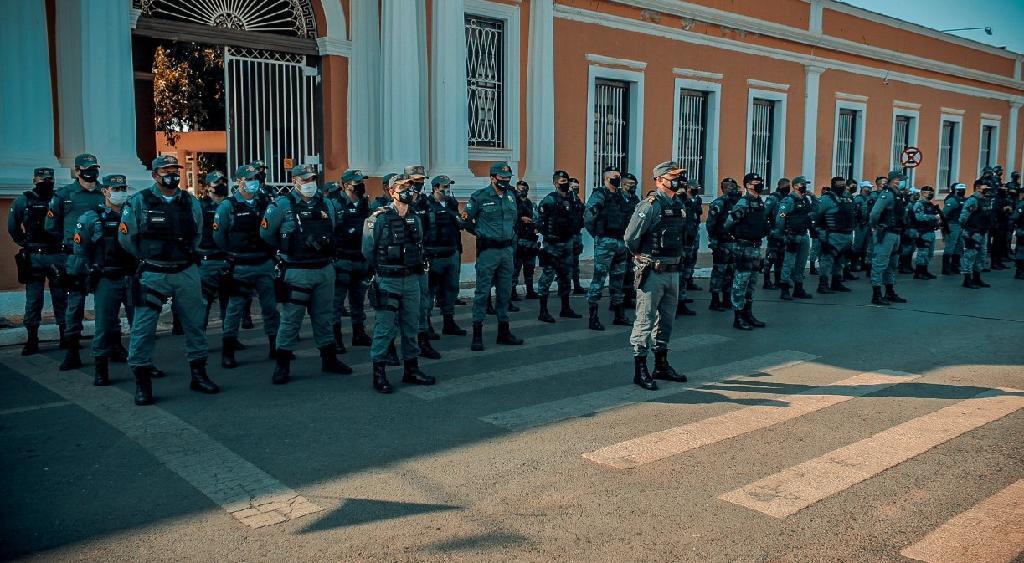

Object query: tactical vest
[911,201,940,231]
[638,198,685,258]
[137,190,197,263]
[1015,202,1024,229]
[375,210,424,275]
[592,188,631,237]
[423,199,460,255]
[540,192,576,242]
[943,194,963,223]
[783,195,812,234]
[683,196,703,234]
[21,191,59,246]
[962,195,994,231]
[60,185,105,241]
[95,207,136,276]
[282,194,335,264]
[515,198,538,241]
[706,197,737,240]
[823,192,856,231]
[198,198,219,251]
[731,197,768,242]
[876,189,907,229]
[225,198,266,255]
[569,196,585,232]
[333,196,370,259]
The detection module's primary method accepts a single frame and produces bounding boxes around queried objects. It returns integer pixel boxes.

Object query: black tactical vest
[962,195,994,231]
[21,191,59,246]
[225,198,265,253]
[569,196,585,232]
[943,194,963,223]
[732,197,768,242]
[95,207,136,275]
[638,197,685,258]
[283,194,335,263]
[423,199,460,255]
[198,198,219,251]
[540,192,576,242]
[911,201,940,231]
[706,197,736,240]
[783,195,812,234]
[593,187,631,237]
[137,190,197,263]
[333,196,370,259]
[876,189,907,229]
[823,192,856,231]
[515,198,538,241]
[375,210,424,275]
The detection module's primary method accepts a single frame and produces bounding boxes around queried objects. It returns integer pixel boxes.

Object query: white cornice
[835,92,868,102]
[316,37,352,57]
[554,5,1019,103]
[585,53,647,70]
[980,113,1003,121]
[605,0,1022,91]
[747,79,789,91]
[673,67,723,80]
[893,99,921,109]
[940,107,966,116]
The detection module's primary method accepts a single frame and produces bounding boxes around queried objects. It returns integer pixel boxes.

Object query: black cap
[743,172,764,185]
[623,173,637,182]
[553,170,570,181]
[602,165,620,174]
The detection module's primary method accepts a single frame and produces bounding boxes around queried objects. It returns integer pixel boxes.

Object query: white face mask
[108,191,129,206]
[243,180,261,194]
[298,181,318,198]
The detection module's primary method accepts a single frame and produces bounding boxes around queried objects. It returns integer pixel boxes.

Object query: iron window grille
[834,108,858,181]
[465,15,505,149]
[675,89,709,189]
[892,115,915,187]
[592,79,631,189]
[749,99,775,185]
[938,120,958,190]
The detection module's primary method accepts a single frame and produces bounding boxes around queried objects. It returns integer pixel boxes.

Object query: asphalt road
[1,266,1022,562]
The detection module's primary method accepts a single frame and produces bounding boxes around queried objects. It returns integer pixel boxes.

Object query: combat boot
[817,278,835,294]
[332,324,348,354]
[941,255,952,275]
[132,366,154,406]
[762,271,776,290]
[884,284,907,303]
[830,277,851,292]
[652,350,687,382]
[792,283,813,299]
[59,338,82,371]
[538,296,556,323]
[372,362,393,394]
[188,359,220,394]
[612,304,631,326]
[496,321,524,345]
[913,264,928,280]
[383,339,400,366]
[708,292,728,312]
[962,274,979,289]
[418,333,442,360]
[809,262,818,276]
[676,300,696,316]
[743,303,766,328]
[510,285,521,301]
[441,314,466,336]
[733,310,752,331]
[426,318,440,340]
[1015,261,1024,280]
[402,358,436,385]
[952,255,962,273]
[634,356,657,391]
[221,337,239,369]
[21,326,39,356]
[351,323,372,346]
[525,284,539,300]
[686,279,702,291]
[320,345,353,374]
[871,286,891,305]
[843,267,858,281]
[267,335,277,359]
[93,356,110,387]
[272,352,291,385]
[572,276,586,295]
[972,272,991,288]
[559,295,582,319]
[779,283,793,301]
[471,322,484,351]
[58,325,68,349]
[588,303,605,331]
[722,287,732,308]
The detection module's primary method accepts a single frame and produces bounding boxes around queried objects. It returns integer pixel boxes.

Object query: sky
[842,0,1024,56]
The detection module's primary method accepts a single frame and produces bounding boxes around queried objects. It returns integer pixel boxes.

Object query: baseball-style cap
[602,165,621,174]
[249,160,267,169]
[858,180,873,188]
[623,173,637,182]
[403,165,426,179]
[489,162,513,178]
[341,169,368,183]
[382,173,398,188]
[234,164,259,180]
[290,164,317,179]
[101,174,128,188]
[792,176,809,186]
[920,185,935,191]
[887,170,906,181]
[205,170,226,185]
[33,167,54,179]
[324,181,341,193]
[952,182,967,190]
[552,170,570,181]
[431,175,454,187]
[743,172,764,185]
[388,174,409,188]
[652,161,684,178]
[721,177,738,185]
[152,155,183,169]
[75,154,99,168]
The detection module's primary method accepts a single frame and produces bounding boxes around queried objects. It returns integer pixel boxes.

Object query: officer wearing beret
[73,174,136,386]
[327,169,374,350]
[422,175,468,336]
[624,161,690,391]
[584,165,632,330]
[868,170,910,305]
[214,164,281,369]
[47,153,106,369]
[465,162,524,351]
[197,170,231,329]
[8,167,68,356]
[774,176,814,301]
[119,155,219,405]
[535,170,582,323]
[260,164,351,384]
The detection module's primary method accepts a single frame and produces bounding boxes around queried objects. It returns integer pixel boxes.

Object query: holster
[273,261,288,301]
[367,276,381,310]
[126,274,142,310]
[14,250,31,284]
[634,258,651,290]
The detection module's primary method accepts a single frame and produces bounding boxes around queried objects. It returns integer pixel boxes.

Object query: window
[978,120,999,174]
[465,14,505,149]
[938,120,959,189]
[749,99,776,183]
[675,89,709,187]
[592,79,631,189]
[834,109,857,180]
[891,109,919,187]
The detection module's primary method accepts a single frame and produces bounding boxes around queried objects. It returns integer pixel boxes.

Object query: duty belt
[378,265,425,277]
[477,237,514,250]
[200,251,229,261]
[283,259,331,270]
[139,261,192,274]
[233,255,272,266]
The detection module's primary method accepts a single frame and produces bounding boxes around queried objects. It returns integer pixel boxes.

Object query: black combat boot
[962,274,979,289]
[59,338,82,371]
[58,325,68,349]
[471,322,484,351]
[588,303,605,331]
[922,266,936,280]
[733,310,752,331]
[871,286,891,305]
[320,345,353,374]
[676,300,696,316]
[221,337,239,369]
[708,292,727,311]
[762,271,776,290]
[496,321,524,345]
[138,364,166,379]
[572,276,586,295]
[817,278,835,294]
[743,302,766,328]
[652,350,687,382]
[418,333,441,360]
[538,296,556,323]
[188,359,220,394]
[722,287,732,308]
[21,326,39,356]
[612,304,631,326]
[884,284,907,303]
[372,362,393,394]
[809,262,818,276]
[951,255,962,273]
[402,358,436,385]
[560,295,582,319]
[941,255,952,275]
[272,352,291,385]
[634,356,657,391]
[442,314,466,336]
[267,335,277,359]
[1015,260,1024,280]
[351,323,372,346]
[426,318,440,340]
[913,264,928,280]
[972,272,991,288]
[525,283,539,300]
[332,324,348,354]
[383,339,400,366]
[779,282,793,301]
[830,277,851,292]
[133,366,154,406]
[686,279,701,291]
[843,266,858,281]
[510,285,521,301]
[792,283,813,299]
[93,356,110,387]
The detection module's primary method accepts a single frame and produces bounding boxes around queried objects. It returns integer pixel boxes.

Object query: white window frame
[465,0,520,163]
[584,64,645,201]
[745,88,787,190]
[977,118,1000,174]
[671,78,721,194]
[936,113,963,190]
[831,100,866,181]
[890,107,920,187]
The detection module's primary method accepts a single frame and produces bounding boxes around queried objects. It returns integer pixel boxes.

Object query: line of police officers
[9,153,1024,401]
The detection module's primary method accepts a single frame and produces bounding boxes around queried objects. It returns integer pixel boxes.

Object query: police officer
[762,178,789,290]
[371,173,398,211]
[74,174,136,386]
[851,180,873,272]
[466,162,524,351]
[909,185,941,279]
[118,155,219,405]
[775,176,814,301]
[815,176,857,294]
[584,165,632,330]
[942,182,967,275]
[807,186,822,276]
[621,172,642,308]
[47,154,106,370]
[725,173,769,331]
[363,175,435,393]
[678,180,704,307]
[8,167,68,356]
[327,169,374,349]
[706,178,740,311]
[625,161,690,391]
[422,175,466,335]
[959,178,995,288]
[512,180,540,301]
[214,164,281,368]
[568,177,587,295]
[868,171,910,305]
[863,176,887,276]
[535,170,583,323]
[260,164,351,385]
[403,165,443,359]
[1011,187,1024,279]
[197,170,232,329]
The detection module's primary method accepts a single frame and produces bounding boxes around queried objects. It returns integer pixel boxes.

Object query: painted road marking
[404,334,731,400]
[901,479,1024,563]
[583,369,918,469]
[0,401,72,416]
[480,350,819,431]
[719,388,1024,519]
[5,355,321,529]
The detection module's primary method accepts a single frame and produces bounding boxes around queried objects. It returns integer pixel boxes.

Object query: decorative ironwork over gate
[466,15,505,148]
[134,0,317,37]
[593,79,630,189]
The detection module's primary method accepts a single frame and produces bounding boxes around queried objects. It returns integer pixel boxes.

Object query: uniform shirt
[259,192,339,258]
[46,180,105,245]
[72,206,122,265]
[360,204,424,271]
[8,188,58,247]
[118,184,203,264]
[868,187,900,229]
[910,200,941,230]
[212,191,269,260]
[942,194,965,224]
[465,184,517,242]
[958,193,989,229]
[623,189,683,260]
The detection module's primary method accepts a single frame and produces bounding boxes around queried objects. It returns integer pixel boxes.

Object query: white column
[1006,100,1022,173]
[0,1,67,189]
[55,0,148,185]
[802,65,825,184]
[378,0,426,172]
[348,0,381,173]
[429,0,474,182]
[523,0,555,188]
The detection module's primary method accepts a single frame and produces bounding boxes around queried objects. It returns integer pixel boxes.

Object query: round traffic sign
[900,147,923,168]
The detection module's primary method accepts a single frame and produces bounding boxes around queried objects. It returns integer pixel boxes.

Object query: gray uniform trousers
[870,231,900,286]
[427,253,460,316]
[92,276,131,358]
[473,246,514,323]
[128,265,207,367]
[587,236,628,305]
[946,224,964,257]
[780,235,810,285]
[23,252,68,328]
[223,260,280,339]
[61,254,88,339]
[819,232,853,280]
[334,258,370,327]
[915,231,937,267]
[730,241,762,310]
[630,268,679,357]
[853,226,871,255]
[276,264,335,352]
[960,230,989,274]
[709,241,736,292]
[199,258,230,326]
[371,274,421,363]
[536,241,573,297]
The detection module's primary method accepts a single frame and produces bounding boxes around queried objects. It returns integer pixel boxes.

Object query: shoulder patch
[73,232,81,244]
[119,223,128,234]
[779,212,786,218]
[212,222,219,231]
[260,218,269,229]
[46,209,54,218]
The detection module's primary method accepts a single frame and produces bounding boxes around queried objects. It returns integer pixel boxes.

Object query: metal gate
[893,115,914,186]
[750,99,775,184]
[834,108,857,181]
[675,89,708,188]
[224,47,321,194]
[593,79,630,189]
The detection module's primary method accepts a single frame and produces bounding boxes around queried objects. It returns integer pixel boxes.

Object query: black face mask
[778,186,791,196]
[79,168,100,183]
[556,182,569,193]
[496,179,511,190]
[608,176,621,188]
[412,181,425,193]
[726,188,740,200]
[667,178,683,191]
[212,182,229,197]
[160,173,180,188]
[751,183,765,194]
[352,183,366,196]
[35,180,55,198]
[794,184,806,194]
[571,185,580,195]
[397,189,415,204]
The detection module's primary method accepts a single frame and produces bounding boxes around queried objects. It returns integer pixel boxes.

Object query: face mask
[108,191,129,206]
[557,182,569,193]
[794,184,806,194]
[352,183,366,196]
[778,186,791,196]
[298,181,318,198]
[496,179,511,190]
[752,183,765,194]
[35,180,55,197]
[397,188,415,204]
[79,168,100,183]
[608,176,621,188]
[625,183,637,193]
[570,185,580,194]
[412,181,425,193]
[160,173,180,188]
[212,182,229,197]
[667,178,683,191]
[517,187,529,198]
[242,180,261,194]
